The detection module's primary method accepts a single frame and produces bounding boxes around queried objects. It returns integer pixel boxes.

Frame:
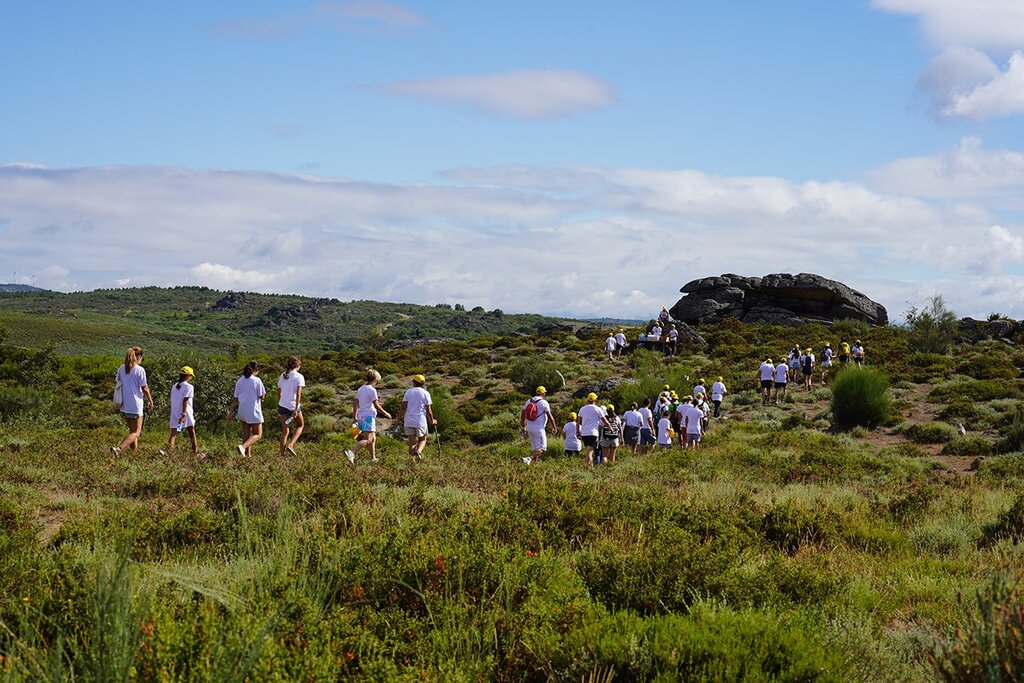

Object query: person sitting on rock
[659,306,670,325]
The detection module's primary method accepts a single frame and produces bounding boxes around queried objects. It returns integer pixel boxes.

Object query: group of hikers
[517,378,729,465]
[756,339,867,405]
[605,307,682,358]
[110,348,438,463]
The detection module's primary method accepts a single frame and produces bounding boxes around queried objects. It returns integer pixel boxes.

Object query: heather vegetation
[1,289,1024,681]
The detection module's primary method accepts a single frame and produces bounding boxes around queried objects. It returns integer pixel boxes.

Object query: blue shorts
[357,415,375,433]
[640,428,655,445]
[623,426,640,445]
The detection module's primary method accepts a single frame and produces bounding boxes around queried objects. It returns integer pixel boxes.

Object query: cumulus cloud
[941,51,1024,120]
[1,160,1023,318]
[367,69,617,119]
[868,136,1024,205]
[872,0,1024,51]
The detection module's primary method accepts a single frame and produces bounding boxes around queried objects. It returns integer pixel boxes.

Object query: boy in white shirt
[657,415,673,449]
[520,385,556,464]
[757,358,775,406]
[396,374,435,461]
[773,358,789,405]
[710,377,727,419]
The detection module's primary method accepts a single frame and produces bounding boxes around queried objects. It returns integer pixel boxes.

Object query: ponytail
[243,360,260,378]
[123,346,143,372]
[283,356,300,380]
[175,373,187,390]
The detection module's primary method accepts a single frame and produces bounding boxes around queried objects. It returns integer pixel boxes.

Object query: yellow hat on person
[587,392,598,401]
[180,366,195,377]
[698,378,705,384]
[825,342,831,347]
[413,374,426,385]
[717,376,723,381]
[670,391,678,399]
[805,348,812,352]
[766,358,773,363]
[605,404,615,411]
[536,385,547,394]
[663,384,670,390]
[569,411,577,420]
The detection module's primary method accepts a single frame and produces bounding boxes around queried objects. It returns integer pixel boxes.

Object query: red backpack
[524,398,541,421]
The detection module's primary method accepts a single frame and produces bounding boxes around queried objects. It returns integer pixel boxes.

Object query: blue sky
[3,1,1024,319]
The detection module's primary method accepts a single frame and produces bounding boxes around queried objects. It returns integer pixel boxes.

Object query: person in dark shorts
[758,358,775,406]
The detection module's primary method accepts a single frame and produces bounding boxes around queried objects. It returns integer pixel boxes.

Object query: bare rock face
[670,273,887,327]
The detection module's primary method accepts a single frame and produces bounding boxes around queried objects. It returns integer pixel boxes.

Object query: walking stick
[434,423,442,458]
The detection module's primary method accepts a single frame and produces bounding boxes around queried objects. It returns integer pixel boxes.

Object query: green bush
[902,421,958,444]
[830,368,891,429]
[941,435,992,456]
[506,357,564,396]
[980,495,1024,546]
[905,295,958,354]
[999,409,1024,453]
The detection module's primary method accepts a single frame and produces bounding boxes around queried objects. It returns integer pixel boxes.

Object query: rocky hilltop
[670,273,888,327]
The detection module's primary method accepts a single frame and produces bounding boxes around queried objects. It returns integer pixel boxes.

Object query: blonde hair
[123,347,143,372]
[365,368,382,383]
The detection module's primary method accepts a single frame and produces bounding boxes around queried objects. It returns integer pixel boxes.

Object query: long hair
[175,373,187,390]
[124,346,143,372]
[243,360,260,378]
[283,356,300,380]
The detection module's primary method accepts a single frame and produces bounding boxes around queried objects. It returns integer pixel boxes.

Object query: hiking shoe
[286,445,297,456]
[236,444,246,457]
[159,449,168,457]
[110,446,121,456]
[195,452,207,460]
[522,456,532,465]
[344,449,355,464]
[416,452,423,461]
[370,457,378,463]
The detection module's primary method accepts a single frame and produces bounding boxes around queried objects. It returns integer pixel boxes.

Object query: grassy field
[1,297,1023,680]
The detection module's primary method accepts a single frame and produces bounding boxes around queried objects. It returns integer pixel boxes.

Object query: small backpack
[524,398,541,422]
[602,419,620,440]
[802,355,813,371]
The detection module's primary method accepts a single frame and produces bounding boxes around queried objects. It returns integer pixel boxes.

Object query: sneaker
[195,452,207,460]
[286,445,297,456]
[344,449,355,464]
[370,457,378,463]
[236,444,246,457]
[159,449,168,457]
[522,456,532,465]
[110,446,121,456]
[416,452,423,461]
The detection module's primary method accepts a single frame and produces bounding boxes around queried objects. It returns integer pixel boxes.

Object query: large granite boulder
[670,273,887,327]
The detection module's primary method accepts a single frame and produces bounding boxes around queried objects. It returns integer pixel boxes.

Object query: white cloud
[872,0,1024,51]
[941,50,1024,120]
[214,0,426,38]
[917,46,1001,117]
[367,69,617,119]
[868,136,1024,204]
[2,160,1024,318]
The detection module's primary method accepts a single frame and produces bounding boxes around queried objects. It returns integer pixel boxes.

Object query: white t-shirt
[692,384,706,399]
[774,363,789,383]
[651,326,662,337]
[614,332,626,346]
[523,396,551,432]
[668,328,678,340]
[822,348,833,362]
[403,386,433,429]
[355,383,379,419]
[116,364,148,415]
[852,345,864,358]
[277,371,306,411]
[801,353,815,369]
[578,403,605,437]
[759,362,774,381]
[563,421,581,451]
[657,417,672,444]
[638,406,654,429]
[234,375,266,424]
[623,409,643,428]
[710,382,727,401]
[684,404,704,434]
[169,381,195,428]
[605,336,616,351]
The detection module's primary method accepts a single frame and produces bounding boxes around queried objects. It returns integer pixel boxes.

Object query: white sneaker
[159,449,168,457]
[370,457,379,463]
[522,456,532,465]
[110,446,121,456]
[344,449,355,464]
[236,444,246,457]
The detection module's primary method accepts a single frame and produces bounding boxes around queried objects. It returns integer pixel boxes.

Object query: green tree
[905,295,958,354]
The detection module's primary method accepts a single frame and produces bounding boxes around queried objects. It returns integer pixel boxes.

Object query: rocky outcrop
[957,317,1024,344]
[670,273,887,327]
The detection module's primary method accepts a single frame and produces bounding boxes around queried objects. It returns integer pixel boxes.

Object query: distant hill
[0,283,46,293]
[0,286,585,356]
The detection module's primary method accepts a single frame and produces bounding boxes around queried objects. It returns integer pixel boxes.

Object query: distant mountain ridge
[0,283,47,293]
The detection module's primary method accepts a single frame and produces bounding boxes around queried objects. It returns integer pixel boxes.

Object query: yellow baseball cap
[413,374,426,385]
[180,366,195,377]
[587,392,598,401]
[536,385,546,394]
[605,403,615,411]
[569,411,577,420]
[717,376,723,381]
[663,384,670,390]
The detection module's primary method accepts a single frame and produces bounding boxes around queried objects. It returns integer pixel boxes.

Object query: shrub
[902,421,958,444]
[980,494,1024,546]
[830,368,891,429]
[941,436,992,456]
[905,295,958,354]
[930,574,1024,681]
[506,357,564,396]
[999,408,1024,453]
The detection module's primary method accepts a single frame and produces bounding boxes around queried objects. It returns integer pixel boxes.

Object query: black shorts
[774,381,786,389]
[802,368,812,376]
[278,405,300,416]
[582,435,598,448]
[760,379,773,389]
[623,426,640,445]
[565,449,580,457]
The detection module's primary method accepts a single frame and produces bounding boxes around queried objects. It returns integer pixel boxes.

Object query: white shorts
[405,426,428,438]
[821,360,832,368]
[527,430,547,451]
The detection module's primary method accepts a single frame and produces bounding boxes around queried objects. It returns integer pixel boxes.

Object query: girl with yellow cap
[162,365,205,459]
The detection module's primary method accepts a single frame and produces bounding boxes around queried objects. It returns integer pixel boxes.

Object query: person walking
[692,378,707,402]
[788,345,801,383]
[852,340,866,367]
[396,374,435,461]
[622,401,643,453]
[111,347,154,456]
[773,357,789,404]
[666,324,679,356]
[563,412,582,458]
[682,397,703,450]
[161,365,205,459]
[800,347,815,390]
[638,397,656,452]
[758,357,775,406]
[614,329,628,358]
[656,411,673,450]
[838,339,851,366]
[227,360,266,457]
[819,342,834,385]
[346,368,392,464]
[576,392,604,465]
[599,405,622,464]
[710,377,727,419]
[277,356,305,456]
[605,333,617,361]
[520,385,556,464]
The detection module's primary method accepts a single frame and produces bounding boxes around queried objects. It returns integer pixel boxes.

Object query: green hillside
[0,287,577,355]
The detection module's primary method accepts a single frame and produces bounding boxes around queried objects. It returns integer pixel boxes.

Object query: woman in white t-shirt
[112,346,155,456]
[227,360,267,457]
[346,368,392,464]
[396,374,435,461]
[563,412,581,457]
[161,365,205,459]
[277,356,306,456]
[710,377,727,419]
